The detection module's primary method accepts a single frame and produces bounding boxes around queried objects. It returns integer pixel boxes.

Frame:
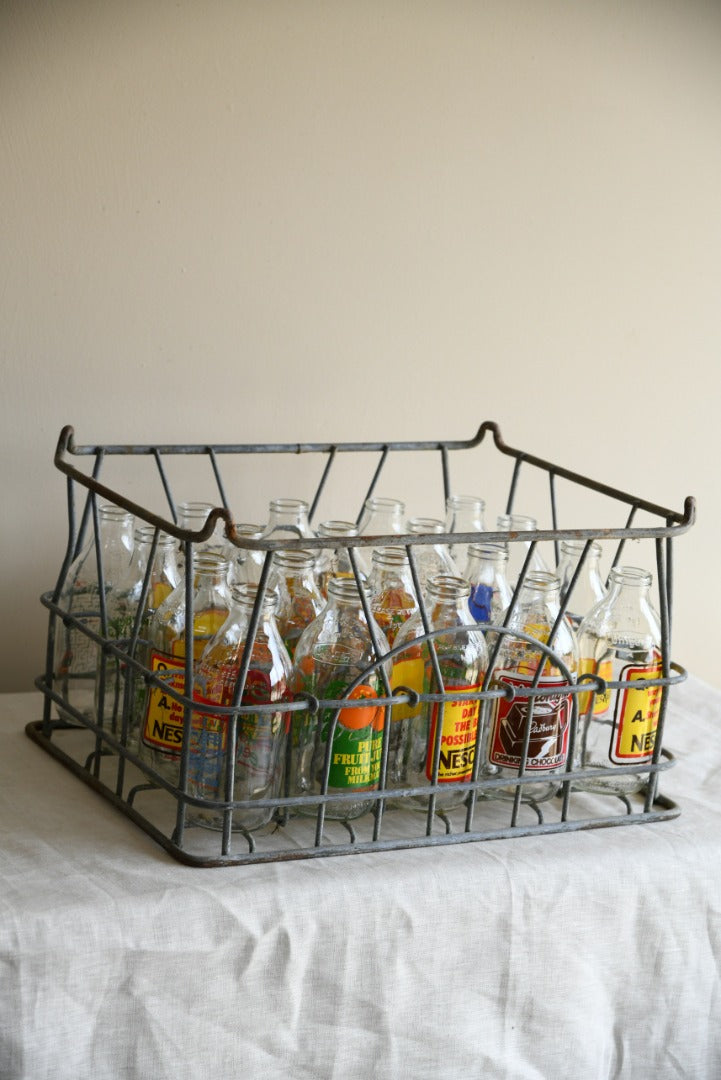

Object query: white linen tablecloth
[1,679,720,1080]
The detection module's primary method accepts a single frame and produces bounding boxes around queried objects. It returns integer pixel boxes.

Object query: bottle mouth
[317,520,358,537]
[327,576,364,602]
[231,582,278,611]
[363,496,405,512]
[609,565,652,587]
[497,513,537,531]
[467,542,508,561]
[520,571,560,592]
[98,503,134,523]
[268,498,310,513]
[371,547,409,566]
[446,495,485,511]
[134,524,175,546]
[407,517,445,534]
[426,574,470,600]
[560,539,602,557]
[274,549,315,569]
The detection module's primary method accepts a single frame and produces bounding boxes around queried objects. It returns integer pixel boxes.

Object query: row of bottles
[54,499,665,832]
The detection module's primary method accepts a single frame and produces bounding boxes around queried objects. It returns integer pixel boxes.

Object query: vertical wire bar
[152,448,178,523]
[609,505,638,581]
[45,476,80,732]
[440,445,451,504]
[404,546,446,835]
[557,539,593,822]
[207,447,231,512]
[308,446,337,525]
[549,471,559,566]
[91,494,107,776]
[645,537,671,811]
[72,449,105,560]
[116,527,160,798]
[220,550,276,857]
[173,537,194,849]
[505,454,525,515]
[354,447,390,526]
[349,547,394,842]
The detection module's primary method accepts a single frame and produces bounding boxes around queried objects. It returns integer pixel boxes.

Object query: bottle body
[138,553,231,784]
[484,572,578,802]
[445,494,486,565]
[290,577,390,820]
[390,576,488,811]
[54,505,135,722]
[188,585,292,832]
[95,526,179,741]
[575,567,663,795]
[464,543,513,628]
[315,520,360,597]
[406,517,460,592]
[497,513,549,587]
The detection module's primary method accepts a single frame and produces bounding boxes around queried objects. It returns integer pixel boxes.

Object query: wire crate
[31,422,695,866]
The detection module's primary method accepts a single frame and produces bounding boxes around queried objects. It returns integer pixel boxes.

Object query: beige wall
[1,0,720,691]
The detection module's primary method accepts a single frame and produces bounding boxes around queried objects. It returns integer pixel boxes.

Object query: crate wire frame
[31,422,695,866]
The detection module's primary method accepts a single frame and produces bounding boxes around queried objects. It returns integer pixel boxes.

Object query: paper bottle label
[489,671,571,771]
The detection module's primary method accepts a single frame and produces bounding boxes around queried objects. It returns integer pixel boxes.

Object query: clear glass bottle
[188,584,292,832]
[484,571,578,802]
[445,494,486,565]
[261,498,315,543]
[556,539,606,630]
[95,525,180,740]
[225,523,266,587]
[575,566,663,796]
[54,504,135,722]
[464,543,513,628]
[356,496,405,576]
[270,550,324,659]
[366,547,418,648]
[496,513,550,586]
[176,501,225,563]
[406,517,459,589]
[315,520,361,597]
[390,575,488,811]
[290,576,390,820]
[138,552,231,784]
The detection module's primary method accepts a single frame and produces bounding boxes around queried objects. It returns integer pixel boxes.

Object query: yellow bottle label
[391,656,425,722]
[426,688,481,783]
[142,650,187,754]
[577,658,613,715]
[611,654,663,763]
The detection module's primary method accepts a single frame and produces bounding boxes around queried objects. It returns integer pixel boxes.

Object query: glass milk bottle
[138,552,231,784]
[464,543,513,628]
[556,539,606,630]
[189,584,292,832]
[445,494,486,565]
[356,496,405,577]
[315,520,360,597]
[390,575,488,810]
[54,504,134,722]
[95,525,179,740]
[484,571,577,802]
[496,513,549,586]
[290,577,390,820]
[271,549,324,659]
[575,566,663,796]
[366,547,418,648]
[406,517,459,590]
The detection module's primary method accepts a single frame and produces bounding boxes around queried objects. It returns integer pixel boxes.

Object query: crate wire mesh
[31,422,695,866]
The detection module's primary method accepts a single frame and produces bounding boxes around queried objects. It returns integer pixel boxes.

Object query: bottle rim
[446,494,486,511]
[608,565,653,587]
[134,524,175,546]
[497,513,538,531]
[230,582,279,611]
[426,574,471,600]
[519,570,560,592]
[98,503,134,522]
[317,520,358,537]
[560,538,602,557]
[274,549,316,569]
[268,497,310,513]
[327,575,365,602]
[407,517,445,534]
[363,496,405,512]
[467,542,508,562]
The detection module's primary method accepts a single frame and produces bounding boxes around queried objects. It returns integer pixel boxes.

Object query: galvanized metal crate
[31,422,695,866]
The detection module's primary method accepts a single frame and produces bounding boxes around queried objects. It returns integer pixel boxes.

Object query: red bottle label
[488,671,571,772]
